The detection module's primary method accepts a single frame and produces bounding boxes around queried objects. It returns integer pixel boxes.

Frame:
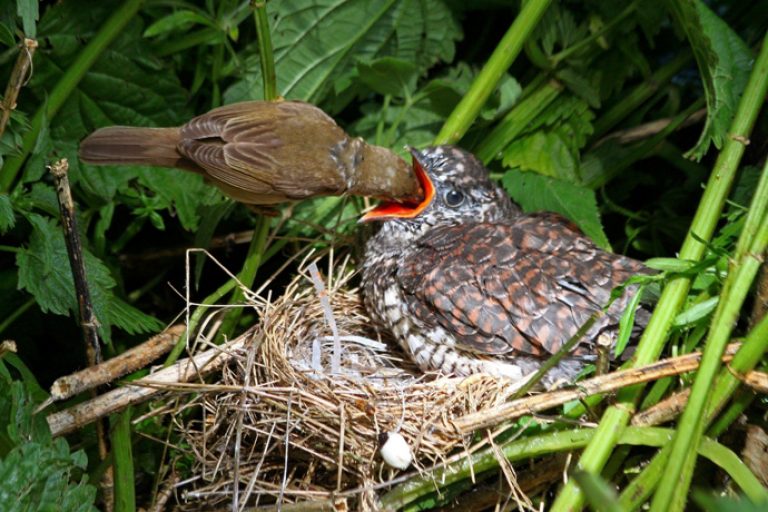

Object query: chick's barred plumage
[362,145,649,388]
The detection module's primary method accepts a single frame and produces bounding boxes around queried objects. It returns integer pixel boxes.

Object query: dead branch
[0,38,37,138]
[452,344,741,434]
[49,324,185,402]
[46,326,260,437]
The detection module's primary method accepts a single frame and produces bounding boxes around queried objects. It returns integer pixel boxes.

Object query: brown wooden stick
[47,327,259,437]
[452,344,741,434]
[49,324,185,402]
[631,389,690,427]
[0,38,37,139]
[49,158,102,366]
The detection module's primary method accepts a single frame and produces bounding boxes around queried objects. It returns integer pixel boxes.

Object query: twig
[0,38,37,139]
[49,159,102,365]
[48,324,184,403]
[631,389,691,427]
[453,344,740,434]
[594,108,706,147]
[46,327,260,437]
[49,157,112,510]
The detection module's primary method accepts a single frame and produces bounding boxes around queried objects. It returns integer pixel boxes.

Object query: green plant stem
[153,27,219,56]
[591,52,692,140]
[434,0,553,145]
[254,1,277,100]
[218,216,271,340]
[474,79,563,163]
[377,427,762,511]
[0,0,144,192]
[550,1,637,66]
[550,29,768,512]
[619,315,768,511]
[650,33,768,512]
[0,298,34,335]
[164,278,236,366]
[111,407,135,512]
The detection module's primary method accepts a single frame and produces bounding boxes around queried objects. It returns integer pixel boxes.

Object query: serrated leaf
[357,57,418,98]
[15,214,158,342]
[108,298,164,335]
[224,0,461,105]
[502,131,579,181]
[0,194,14,233]
[668,0,752,160]
[501,169,611,250]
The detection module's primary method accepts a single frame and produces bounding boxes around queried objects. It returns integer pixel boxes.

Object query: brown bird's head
[361,146,519,246]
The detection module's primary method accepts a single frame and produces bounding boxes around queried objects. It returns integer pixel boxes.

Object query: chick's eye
[443,189,465,207]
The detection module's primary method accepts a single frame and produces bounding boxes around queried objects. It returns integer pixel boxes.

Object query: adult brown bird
[361,145,650,388]
[79,100,420,204]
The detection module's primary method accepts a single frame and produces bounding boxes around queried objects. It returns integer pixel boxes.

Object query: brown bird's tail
[79,126,184,169]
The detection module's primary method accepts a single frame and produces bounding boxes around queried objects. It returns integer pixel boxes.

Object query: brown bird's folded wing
[398,213,647,357]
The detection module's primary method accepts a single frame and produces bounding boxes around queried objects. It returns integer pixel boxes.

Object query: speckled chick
[361,145,649,388]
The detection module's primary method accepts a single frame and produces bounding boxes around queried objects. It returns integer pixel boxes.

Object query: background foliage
[0,0,766,510]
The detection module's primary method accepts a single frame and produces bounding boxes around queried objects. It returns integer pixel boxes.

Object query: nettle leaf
[15,214,163,342]
[502,169,611,250]
[668,0,752,160]
[0,194,14,233]
[502,131,579,181]
[351,100,444,151]
[225,0,460,105]
[357,57,418,98]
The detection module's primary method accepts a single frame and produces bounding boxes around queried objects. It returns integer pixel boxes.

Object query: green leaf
[674,296,719,327]
[225,0,461,105]
[615,284,645,357]
[0,194,14,233]
[357,57,418,98]
[0,380,97,511]
[16,0,38,37]
[143,10,214,38]
[502,131,579,182]
[667,0,752,160]
[501,169,611,250]
[15,214,161,342]
[571,471,623,512]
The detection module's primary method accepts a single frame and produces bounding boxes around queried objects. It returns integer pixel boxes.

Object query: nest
[169,256,516,510]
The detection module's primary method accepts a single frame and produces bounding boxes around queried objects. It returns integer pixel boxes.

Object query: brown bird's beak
[360,148,435,223]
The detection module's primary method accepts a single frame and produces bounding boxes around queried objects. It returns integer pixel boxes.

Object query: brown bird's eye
[443,189,465,207]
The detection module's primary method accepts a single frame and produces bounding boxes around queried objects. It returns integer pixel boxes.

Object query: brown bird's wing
[398,213,648,357]
[178,101,350,203]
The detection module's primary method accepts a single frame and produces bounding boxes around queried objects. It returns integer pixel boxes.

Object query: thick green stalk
[434,0,552,145]
[378,427,761,511]
[551,29,768,512]
[254,1,277,100]
[618,314,768,511]
[111,408,136,512]
[0,0,145,192]
[219,3,277,340]
[218,215,271,340]
[653,210,768,511]
[474,79,562,163]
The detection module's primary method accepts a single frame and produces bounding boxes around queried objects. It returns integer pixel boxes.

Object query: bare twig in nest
[452,344,741,434]
[0,38,37,138]
[46,327,260,437]
[632,389,690,427]
[48,325,184,403]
